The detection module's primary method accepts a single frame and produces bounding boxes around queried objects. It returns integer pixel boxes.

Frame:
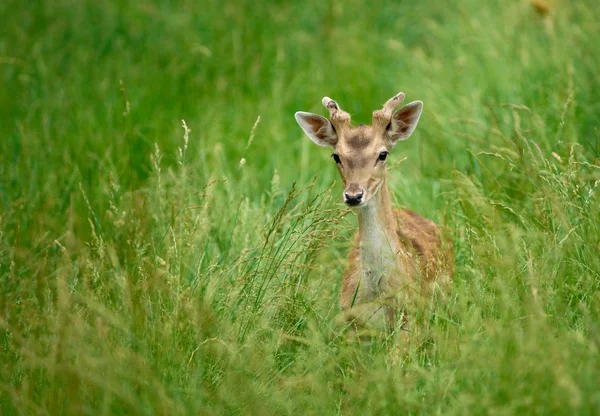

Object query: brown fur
[396,209,454,282]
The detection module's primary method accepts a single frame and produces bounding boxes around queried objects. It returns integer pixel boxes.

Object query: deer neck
[356,180,402,294]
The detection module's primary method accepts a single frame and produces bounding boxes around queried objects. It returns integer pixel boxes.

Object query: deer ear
[386,101,423,146]
[294,112,338,147]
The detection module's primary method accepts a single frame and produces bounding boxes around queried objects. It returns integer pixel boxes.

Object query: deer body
[295,93,452,331]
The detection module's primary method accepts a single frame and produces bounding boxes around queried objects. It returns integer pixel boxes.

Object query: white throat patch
[358,197,399,296]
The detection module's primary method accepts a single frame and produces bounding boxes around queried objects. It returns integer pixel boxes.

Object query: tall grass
[1,0,600,414]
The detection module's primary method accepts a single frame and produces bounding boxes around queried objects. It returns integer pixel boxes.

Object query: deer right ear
[386,101,423,147]
[294,112,338,147]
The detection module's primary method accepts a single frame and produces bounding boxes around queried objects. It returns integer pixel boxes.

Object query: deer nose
[344,190,364,206]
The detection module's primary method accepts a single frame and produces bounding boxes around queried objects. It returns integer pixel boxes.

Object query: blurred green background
[1,0,600,414]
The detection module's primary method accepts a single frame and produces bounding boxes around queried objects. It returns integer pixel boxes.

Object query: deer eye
[332,154,341,164]
[378,151,388,162]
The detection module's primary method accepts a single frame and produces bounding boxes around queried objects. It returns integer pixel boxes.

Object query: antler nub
[322,96,338,112]
[322,96,351,132]
[372,91,405,130]
[381,92,405,116]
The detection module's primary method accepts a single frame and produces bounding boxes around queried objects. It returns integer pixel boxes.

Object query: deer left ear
[294,112,338,147]
[386,101,423,146]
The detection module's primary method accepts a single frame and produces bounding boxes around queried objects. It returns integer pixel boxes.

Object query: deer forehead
[336,125,385,156]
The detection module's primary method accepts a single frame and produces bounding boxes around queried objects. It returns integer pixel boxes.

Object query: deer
[294,92,453,336]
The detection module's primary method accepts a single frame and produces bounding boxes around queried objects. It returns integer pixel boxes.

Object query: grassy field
[2,0,600,414]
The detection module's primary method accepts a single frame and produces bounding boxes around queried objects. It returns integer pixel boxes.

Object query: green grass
[2,0,600,414]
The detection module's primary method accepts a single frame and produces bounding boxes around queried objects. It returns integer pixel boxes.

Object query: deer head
[294,92,423,207]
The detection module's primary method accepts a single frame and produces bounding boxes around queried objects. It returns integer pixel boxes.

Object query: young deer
[295,92,453,333]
